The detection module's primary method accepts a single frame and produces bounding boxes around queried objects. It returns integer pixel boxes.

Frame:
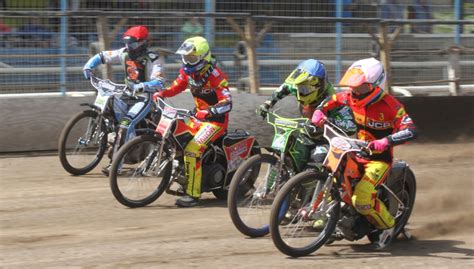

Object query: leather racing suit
[159,63,232,198]
[84,48,165,146]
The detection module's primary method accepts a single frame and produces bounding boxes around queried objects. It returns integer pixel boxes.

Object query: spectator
[181,17,204,40]
[380,0,405,32]
[0,20,10,32]
[18,17,52,47]
[0,19,11,47]
[331,0,358,32]
[344,0,378,33]
[408,0,433,33]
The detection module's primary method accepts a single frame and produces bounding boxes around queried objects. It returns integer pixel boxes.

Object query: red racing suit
[317,89,417,229]
[318,90,416,162]
[159,64,232,198]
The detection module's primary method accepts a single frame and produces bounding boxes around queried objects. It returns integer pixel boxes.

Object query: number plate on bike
[94,94,110,112]
[330,137,351,150]
[163,106,177,118]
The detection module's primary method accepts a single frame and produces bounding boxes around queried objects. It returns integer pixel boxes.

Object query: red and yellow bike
[109,97,260,208]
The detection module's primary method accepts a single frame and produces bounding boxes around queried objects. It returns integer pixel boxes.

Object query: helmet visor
[339,68,367,87]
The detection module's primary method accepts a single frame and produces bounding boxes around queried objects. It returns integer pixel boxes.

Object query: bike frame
[306,123,408,221]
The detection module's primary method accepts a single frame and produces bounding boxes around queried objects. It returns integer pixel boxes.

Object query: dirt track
[1,142,473,268]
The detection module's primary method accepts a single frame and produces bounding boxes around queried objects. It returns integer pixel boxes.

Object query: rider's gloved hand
[195,109,209,120]
[257,100,272,119]
[132,83,145,95]
[83,68,92,80]
[311,110,326,127]
[127,81,145,95]
[153,91,164,102]
[368,137,390,152]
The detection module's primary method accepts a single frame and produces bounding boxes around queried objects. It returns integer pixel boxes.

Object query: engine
[202,162,227,190]
[334,204,373,241]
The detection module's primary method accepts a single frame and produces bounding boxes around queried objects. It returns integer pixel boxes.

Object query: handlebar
[90,75,135,97]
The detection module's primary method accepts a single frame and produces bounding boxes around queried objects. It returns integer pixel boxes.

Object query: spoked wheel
[58,110,108,175]
[270,170,340,257]
[228,154,290,237]
[109,134,172,208]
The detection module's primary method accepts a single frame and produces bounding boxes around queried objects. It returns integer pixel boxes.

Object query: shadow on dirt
[119,197,228,210]
[294,237,473,261]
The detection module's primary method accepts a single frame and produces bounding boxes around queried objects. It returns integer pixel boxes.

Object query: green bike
[227,110,326,237]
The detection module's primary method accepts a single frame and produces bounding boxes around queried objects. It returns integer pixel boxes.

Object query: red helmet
[122,26,149,60]
[123,25,148,41]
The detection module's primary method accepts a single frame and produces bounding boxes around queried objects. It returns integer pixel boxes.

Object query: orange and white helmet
[339,58,386,107]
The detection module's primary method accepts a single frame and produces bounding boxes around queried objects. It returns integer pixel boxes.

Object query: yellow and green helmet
[176,36,212,75]
[284,59,327,105]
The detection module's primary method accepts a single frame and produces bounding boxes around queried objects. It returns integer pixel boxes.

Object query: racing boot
[101,163,111,176]
[175,195,199,208]
[373,227,395,250]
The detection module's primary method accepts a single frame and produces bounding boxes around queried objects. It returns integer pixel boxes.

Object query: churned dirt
[1,142,473,268]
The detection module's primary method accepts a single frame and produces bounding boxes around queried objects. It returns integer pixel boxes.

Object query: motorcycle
[227,109,329,238]
[109,97,261,208]
[269,121,416,257]
[58,76,158,175]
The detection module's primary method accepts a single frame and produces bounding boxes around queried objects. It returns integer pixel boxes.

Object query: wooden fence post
[244,18,260,94]
[379,23,392,92]
[369,22,401,94]
[447,45,461,96]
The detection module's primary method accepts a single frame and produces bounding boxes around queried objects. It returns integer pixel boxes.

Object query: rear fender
[386,160,416,186]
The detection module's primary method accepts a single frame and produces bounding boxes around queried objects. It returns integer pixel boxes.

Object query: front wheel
[58,110,108,175]
[109,134,172,208]
[269,170,340,257]
[228,154,291,238]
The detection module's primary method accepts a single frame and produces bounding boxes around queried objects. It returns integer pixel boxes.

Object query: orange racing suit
[159,64,232,198]
[318,89,417,229]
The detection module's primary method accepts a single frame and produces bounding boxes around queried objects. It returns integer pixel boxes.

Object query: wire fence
[0,0,473,95]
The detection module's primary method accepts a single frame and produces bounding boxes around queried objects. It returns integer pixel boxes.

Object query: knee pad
[352,180,376,215]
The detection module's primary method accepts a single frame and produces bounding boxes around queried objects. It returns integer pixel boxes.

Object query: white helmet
[339,58,386,90]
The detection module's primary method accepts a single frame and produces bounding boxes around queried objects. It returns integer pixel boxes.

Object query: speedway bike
[269,121,416,257]
[227,109,328,238]
[58,76,157,175]
[109,97,260,208]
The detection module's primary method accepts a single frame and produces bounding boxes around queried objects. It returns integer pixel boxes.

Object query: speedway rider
[311,58,417,249]
[82,25,165,175]
[257,59,356,162]
[154,36,232,207]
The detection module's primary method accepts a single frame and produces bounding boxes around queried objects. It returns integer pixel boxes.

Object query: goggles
[182,54,202,65]
[297,83,320,97]
[124,39,146,51]
[352,83,372,95]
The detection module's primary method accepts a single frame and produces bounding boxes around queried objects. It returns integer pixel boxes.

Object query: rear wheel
[370,166,416,242]
[270,170,340,257]
[58,110,108,175]
[109,134,172,208]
